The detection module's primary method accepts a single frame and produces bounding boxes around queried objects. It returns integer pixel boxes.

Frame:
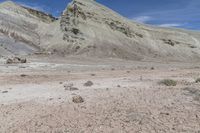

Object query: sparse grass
[67,6,73,13]
[72,95,84,103]
[195,78,200,83]
[159,79,177,86]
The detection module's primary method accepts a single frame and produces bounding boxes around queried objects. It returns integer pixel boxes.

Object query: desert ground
[0,56,200,133]
[1,0,200,132]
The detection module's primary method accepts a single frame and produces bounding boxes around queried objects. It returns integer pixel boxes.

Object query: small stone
[84,81,93,87]
[72,95,84,103]
[91,74,96,76]
[2,91,8,93]
[20,74,28,77]
[63,82,78,91]
[64,83,73,90]
[160,112,170,115]
[69,87,79,91]
[49,98,53,101]
[20,58,27,63]
[151,67,155,70]
[6,57,27,64]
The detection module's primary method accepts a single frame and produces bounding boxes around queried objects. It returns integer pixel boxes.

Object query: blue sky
[1,0,200,30]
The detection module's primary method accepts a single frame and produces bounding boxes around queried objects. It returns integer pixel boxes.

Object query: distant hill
[0,0,200,62]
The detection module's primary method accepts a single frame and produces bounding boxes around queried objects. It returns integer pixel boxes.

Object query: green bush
[159,79,177,86]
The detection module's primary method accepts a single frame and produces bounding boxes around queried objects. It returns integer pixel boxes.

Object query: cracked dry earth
[0,58,200,133]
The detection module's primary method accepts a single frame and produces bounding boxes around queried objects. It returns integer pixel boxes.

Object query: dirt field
[0,57,200,133]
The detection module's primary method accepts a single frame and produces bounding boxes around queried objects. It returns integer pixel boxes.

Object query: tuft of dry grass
[159,79,177,86]
[72,95,84,103]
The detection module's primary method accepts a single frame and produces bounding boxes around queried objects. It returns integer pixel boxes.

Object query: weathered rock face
[0,0,200,62]
[59,1,86,54]
[0,1,56,57]
[58,0,200,61]
[22,6,57,23]
[0,1,37,56]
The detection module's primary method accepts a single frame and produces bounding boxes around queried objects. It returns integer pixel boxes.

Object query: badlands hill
[0,0,200,61]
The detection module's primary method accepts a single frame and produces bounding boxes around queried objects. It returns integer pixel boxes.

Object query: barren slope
[0,1,57,57]
[0,0,200,61]
[58,0,200,61]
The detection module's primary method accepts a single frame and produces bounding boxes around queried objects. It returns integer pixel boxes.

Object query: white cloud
[129,0,200,30]
[132,16,152,23]
[158,23,183,27]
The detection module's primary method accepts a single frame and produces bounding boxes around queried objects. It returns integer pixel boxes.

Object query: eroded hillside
[0,0,200,62]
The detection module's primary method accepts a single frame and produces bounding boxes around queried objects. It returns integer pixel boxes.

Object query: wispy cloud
[130,0,200,30]
[132,16,152,23]
[158,23,184,27]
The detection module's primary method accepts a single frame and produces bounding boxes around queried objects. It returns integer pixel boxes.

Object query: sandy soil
[0,57,200,133]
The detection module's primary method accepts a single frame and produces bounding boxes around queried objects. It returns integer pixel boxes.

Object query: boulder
[6,57,27,64]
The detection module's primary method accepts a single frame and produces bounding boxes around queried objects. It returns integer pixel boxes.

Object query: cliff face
[0,1,45,56]
[0,0,200,61]
[0,1,61,57]
[58,0,200,61]
[22,6,57,23]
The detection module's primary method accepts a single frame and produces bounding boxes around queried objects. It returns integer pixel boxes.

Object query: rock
[160,112,170,115]
[111,68,115,71]
[2,91,8,93]
[6,57,27,64]
[151,67,155,70]
[20,74,28,77]
[49,98,53,101]
[162,39,176,46]
[72,95,84,103]
[6,58,13,64]
[69,87,79,91]
[84,81,93,87]
[64,83,73,89]
[20,58,27,63]
[64,83,78,91]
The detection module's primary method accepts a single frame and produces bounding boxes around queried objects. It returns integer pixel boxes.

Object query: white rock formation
[0,0,200,61]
